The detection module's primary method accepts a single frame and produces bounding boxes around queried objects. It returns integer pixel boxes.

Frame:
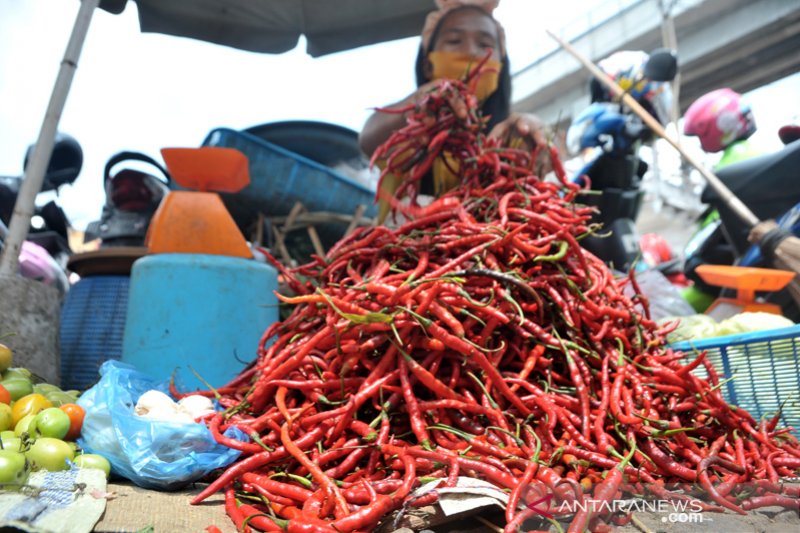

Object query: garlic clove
[178,395,216,419]
[135,390,179,417]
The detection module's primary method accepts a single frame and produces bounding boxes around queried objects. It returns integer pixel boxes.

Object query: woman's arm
[358,96,415,158]
[359,81,469,158]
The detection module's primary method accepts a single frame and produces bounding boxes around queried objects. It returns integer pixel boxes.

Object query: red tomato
[59,403,85,441]
[0,385,10,405]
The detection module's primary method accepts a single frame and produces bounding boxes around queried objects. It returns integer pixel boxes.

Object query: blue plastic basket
[200,127,377,222]
[671,324,800,434]
[60,275,130,391]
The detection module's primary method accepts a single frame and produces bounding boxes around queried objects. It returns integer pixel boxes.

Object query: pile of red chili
[186,78,800,532]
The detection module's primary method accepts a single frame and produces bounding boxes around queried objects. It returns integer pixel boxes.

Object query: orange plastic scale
[146,147,252,258]
[696,264,796,320]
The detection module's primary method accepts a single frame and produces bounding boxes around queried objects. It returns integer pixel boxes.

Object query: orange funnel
[161,147,250,192]
[146,147,252,258]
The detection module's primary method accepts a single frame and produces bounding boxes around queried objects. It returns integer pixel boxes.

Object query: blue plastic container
[672,324,800,435]
[200,128,377,220]
[121,254,279,390]
[60,275,130,391]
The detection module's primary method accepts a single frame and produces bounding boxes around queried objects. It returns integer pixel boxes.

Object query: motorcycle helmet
[639,232,673,267]
[23,133,83,190]
[683,88,756,153]
[566,102,641,156]
[779,124,800,145]
[590,50,674,127]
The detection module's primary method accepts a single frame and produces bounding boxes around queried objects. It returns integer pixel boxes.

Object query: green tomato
[43,391,76,408]
[0,436,23,453]
[1,368,32,381]
[32,383,62,395]
[0,404,11,432]
[0,449,29,486]
[31,408,70,440]
[25,437,74,472]
[1,379,34,402]
[14,413,37,437]
[0,430,15,441]
[72,453,111,479]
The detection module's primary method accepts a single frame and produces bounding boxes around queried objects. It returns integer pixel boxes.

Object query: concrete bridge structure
[512,0,800,130]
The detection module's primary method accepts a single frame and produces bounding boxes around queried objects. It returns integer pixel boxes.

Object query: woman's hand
[489,112,546,146]
[489,112,553,175]
[414,79,471,120]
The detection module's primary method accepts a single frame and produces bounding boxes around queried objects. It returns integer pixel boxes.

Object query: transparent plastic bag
[77,360,245,490]
[623,268,696,322]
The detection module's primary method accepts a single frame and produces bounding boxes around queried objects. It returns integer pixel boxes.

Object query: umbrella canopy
[99,0,436,57]
[1,0,439,275]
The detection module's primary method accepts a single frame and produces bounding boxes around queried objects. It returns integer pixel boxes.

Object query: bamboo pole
[0,0,100,276]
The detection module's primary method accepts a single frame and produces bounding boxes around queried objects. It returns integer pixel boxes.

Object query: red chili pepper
[640,439,697,481]
[342,480,404,505]
[207,414,266,455]
[569,444,635,533]
[240,472,313,502]
[609,369,641,426]
[192,425,328,505]
[237,503,285,531]
[505,460,539,525]
[741,494,800,511]
[697,454,746,515]
[276,388,349,519]
[224,486,252,533]
[398,356,431,447]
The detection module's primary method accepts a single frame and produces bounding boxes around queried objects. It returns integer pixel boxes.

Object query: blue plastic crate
[201,127,377,222]
[671,324,800,433]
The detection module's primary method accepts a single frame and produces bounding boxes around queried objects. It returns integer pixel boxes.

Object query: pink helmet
[683,88,756,153]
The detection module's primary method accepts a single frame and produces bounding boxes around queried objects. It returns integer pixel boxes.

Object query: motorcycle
[682,131,800,319]
[0,133,82,293]
[565,48,678,271]
[83,151,171,247]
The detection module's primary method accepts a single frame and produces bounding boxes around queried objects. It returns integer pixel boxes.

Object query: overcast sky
[0,0,797,230]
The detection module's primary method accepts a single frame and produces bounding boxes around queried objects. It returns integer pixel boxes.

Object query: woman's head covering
[420,0,506,56]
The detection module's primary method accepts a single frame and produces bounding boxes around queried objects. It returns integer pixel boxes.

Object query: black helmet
[24,133,83,190]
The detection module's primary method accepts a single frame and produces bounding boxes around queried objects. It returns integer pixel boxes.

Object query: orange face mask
[428,51,500,101]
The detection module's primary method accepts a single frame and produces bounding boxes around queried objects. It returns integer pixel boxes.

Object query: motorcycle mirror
[644,48,678,82]
[24,133,83,192]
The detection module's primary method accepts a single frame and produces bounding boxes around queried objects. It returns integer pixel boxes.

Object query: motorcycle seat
[702,139,800,255]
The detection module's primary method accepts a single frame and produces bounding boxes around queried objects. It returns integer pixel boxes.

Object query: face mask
[428,51,500,101]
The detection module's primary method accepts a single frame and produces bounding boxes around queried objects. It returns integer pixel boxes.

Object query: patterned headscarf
[420,0,506,56]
